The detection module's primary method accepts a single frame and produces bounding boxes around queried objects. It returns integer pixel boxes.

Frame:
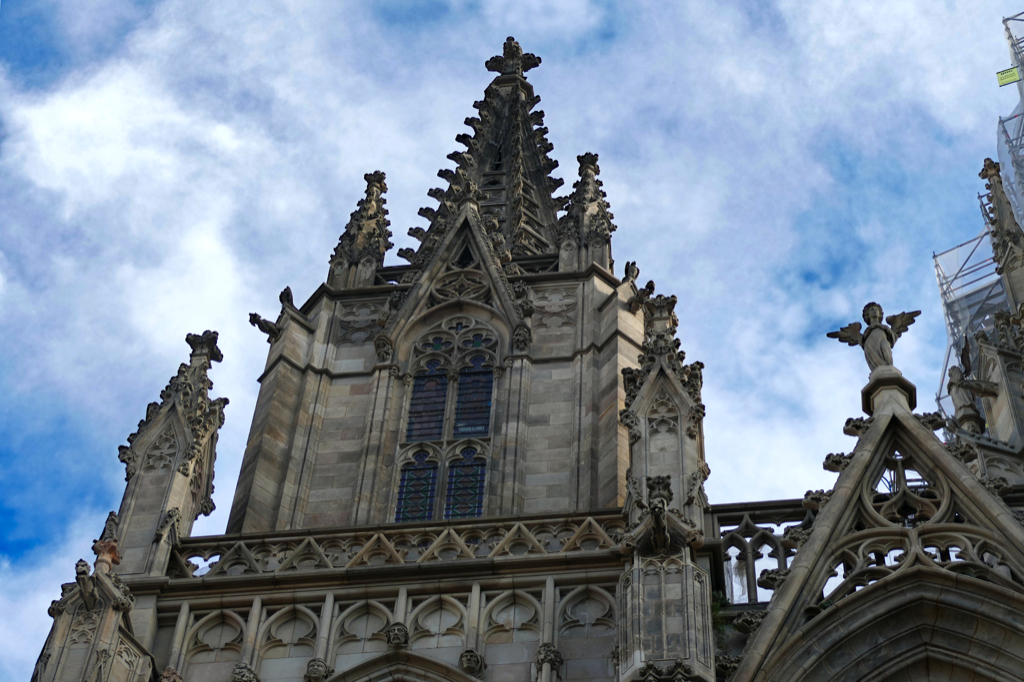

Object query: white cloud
[0,514,99,681]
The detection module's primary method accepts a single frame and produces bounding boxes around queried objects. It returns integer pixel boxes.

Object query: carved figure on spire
[827,302,920,372]
[947,339,998,433]
[485,37,541,78]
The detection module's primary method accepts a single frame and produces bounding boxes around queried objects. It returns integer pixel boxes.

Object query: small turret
[328,171,393,289]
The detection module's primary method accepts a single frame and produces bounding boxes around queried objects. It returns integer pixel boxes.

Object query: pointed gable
[735,375,1024,680]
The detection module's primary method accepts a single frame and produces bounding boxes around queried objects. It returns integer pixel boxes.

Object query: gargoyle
[75,559,97,610]
[249,312,281,343]
[827,302,920,372]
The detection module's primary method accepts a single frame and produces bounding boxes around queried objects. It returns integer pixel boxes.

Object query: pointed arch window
[396,318,499,522]
[395,451,438,522]
[444,448,486,519]
[406,360,448,442]
[454,355,493,437]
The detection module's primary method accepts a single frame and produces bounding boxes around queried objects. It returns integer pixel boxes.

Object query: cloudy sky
[1,0,1022,675]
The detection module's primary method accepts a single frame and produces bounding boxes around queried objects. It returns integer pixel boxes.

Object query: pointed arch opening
[759,566,1024,681]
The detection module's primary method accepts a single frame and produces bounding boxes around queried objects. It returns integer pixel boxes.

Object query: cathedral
[31,38,1024,682]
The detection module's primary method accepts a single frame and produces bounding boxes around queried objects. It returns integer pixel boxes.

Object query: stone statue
[827,302,920,372]
[947,341,998,432]
[459,648,485,677]
[302,658,333,682]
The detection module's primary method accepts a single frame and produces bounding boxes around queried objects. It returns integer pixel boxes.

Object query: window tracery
[445,448,486,520]
[395,452,439,523]
[394,316,500,522]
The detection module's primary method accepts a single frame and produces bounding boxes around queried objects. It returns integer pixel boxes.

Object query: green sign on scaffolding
[998,66,1022,87]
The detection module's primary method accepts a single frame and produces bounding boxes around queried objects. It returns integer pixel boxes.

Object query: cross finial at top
[485,37,541,78]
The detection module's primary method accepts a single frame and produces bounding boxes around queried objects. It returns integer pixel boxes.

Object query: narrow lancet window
[395,451,438,522]
[453,355,493,437]
[444,449,485,519]
[407,360,448,441]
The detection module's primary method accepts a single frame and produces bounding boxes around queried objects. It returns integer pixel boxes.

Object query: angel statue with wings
[827,302,921,372]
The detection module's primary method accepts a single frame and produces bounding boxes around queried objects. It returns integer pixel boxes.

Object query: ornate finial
[186,330,223,363]
[485,37,541,78]
[577,152,600,175]
[332,170,393,268]
[980,157,1001,180]
[827,303,920,372]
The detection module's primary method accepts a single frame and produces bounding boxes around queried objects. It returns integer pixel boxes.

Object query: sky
[1,0,1022,676]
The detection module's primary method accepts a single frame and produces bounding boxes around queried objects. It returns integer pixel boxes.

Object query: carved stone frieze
[337,302,384,344]
[636,659,702,682]
[532,286,578,329]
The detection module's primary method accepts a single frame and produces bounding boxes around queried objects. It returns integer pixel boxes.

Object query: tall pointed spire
[329,171,393,288]
[557,152,616,270]
[397,37,566,277]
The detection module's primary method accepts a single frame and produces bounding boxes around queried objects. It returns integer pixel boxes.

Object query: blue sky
[1,0,1022,676]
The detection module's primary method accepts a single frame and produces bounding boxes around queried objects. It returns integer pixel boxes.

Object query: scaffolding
[933,227,1006,417]
[998,13,1024,224]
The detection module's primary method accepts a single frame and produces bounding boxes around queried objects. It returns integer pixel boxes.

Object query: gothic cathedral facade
[32,38,1024,682]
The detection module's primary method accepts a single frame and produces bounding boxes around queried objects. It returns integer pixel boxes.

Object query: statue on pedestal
[827,302,920,372]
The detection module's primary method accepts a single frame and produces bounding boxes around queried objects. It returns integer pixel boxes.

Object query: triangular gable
[487,522,546,557]
[559,517,615,552]
[345,533,405,567]
[736,395,1024,679]
[383,209,528,344]
[275,537,334,572]
[416,529,478,562]
[204,541,262,578]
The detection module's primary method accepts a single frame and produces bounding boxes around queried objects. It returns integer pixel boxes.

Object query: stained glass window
[444,449,485,519]
[407,361,448,441]
[453,356,493,437]
[395,452,438,522]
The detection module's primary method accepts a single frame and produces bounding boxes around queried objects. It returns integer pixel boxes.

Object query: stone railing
[169,512,627,579]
